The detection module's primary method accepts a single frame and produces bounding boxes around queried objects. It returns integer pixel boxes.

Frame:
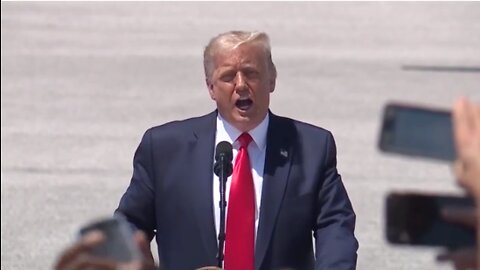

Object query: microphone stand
[218,165,227,268]
[214,155,232,269]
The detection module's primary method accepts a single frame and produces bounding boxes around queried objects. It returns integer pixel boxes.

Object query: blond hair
[203,31,277,80]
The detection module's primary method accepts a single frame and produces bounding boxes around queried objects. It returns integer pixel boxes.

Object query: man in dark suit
[55,31,358,270]
[116,30,358,270]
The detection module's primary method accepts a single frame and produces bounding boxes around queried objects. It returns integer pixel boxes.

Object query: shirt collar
[216,113,269,151]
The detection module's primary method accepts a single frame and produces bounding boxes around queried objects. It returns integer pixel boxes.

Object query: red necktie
[224,133,255,270]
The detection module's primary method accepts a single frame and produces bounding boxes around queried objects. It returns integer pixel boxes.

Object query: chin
[233,115,249,124]
[236,107,256,117]
[229,116,251,131]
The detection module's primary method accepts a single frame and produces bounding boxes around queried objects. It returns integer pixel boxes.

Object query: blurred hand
[54,230,155,270]
[446,97,480,270]
[453,97,480,198]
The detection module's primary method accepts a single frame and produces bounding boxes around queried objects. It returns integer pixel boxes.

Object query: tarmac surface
[1,2,480,270]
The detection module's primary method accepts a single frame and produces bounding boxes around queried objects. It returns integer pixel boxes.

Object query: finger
[468,99,480,131]
[453,97,472,155]
[441,207,477,227]
[464,99,479,131]
[475,101,480,131]
[454,160,465,183]
[453,160,474,192]
[54,231,105,270]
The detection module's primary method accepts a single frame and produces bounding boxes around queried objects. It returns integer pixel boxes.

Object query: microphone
[214,141,233,177]
[213,141,233,268]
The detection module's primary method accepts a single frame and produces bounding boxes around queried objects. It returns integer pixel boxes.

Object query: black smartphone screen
[379,103,455,161]
[385,193,475,249]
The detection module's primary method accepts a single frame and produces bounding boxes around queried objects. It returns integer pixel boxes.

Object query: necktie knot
[237,133,253,148]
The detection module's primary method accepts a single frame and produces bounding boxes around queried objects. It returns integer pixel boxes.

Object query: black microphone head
[215,141,233,162]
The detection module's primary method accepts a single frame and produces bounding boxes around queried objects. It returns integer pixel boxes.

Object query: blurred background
[1,2,479,269]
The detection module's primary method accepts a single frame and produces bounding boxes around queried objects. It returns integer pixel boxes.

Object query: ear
[269,77,276,93]
[206,78,216,100]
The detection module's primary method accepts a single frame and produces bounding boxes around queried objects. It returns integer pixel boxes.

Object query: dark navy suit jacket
[116,111,358,270]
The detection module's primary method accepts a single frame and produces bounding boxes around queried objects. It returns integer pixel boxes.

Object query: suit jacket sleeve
[115,128,156,240]
[314,132,358,270]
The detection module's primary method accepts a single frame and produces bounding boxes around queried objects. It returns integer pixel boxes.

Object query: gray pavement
[1,2,480,270]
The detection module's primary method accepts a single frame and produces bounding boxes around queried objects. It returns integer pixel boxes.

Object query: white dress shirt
[213,113,269,246]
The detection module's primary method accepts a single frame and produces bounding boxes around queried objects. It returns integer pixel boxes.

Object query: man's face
[207,43,275,132]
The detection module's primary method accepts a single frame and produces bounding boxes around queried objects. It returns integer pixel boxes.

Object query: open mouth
[235,98,253,111]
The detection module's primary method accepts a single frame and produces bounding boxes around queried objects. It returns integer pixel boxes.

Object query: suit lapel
[255,113,295,270]
[189,111,218,264]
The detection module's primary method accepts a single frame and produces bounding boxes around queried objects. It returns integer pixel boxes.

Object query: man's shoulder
[144,111,216,138]
[271,113,333,138]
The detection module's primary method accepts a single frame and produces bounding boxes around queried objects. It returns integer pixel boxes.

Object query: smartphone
[378,103,455,161]
[78,215,141,262]
[385,192,476,249]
